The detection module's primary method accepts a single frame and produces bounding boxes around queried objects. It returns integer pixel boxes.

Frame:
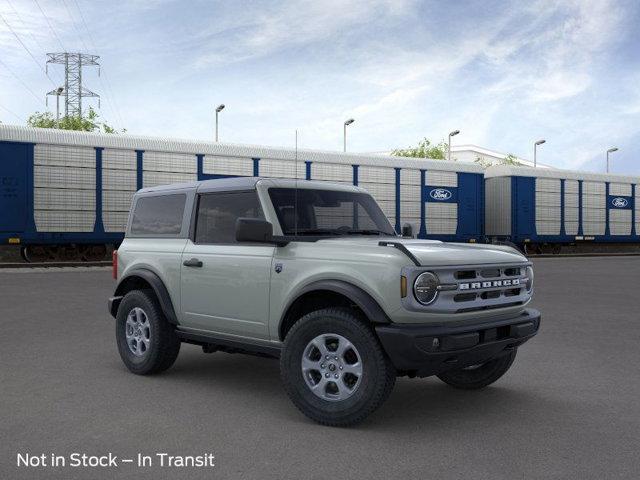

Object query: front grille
[404,262,531,314]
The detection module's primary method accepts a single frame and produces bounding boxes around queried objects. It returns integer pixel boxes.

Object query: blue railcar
[485,165,640,254]
[0,125,485,261]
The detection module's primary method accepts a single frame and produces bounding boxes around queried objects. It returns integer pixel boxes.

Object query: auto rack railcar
[485,165,640,254]
[0,125,484,261]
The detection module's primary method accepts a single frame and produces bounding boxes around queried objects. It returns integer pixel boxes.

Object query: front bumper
[375,308,541,377]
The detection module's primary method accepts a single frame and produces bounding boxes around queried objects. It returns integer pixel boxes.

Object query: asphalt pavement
[1,257,639,479]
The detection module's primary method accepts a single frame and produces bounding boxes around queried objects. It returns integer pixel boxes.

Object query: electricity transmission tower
[46,53,100,118]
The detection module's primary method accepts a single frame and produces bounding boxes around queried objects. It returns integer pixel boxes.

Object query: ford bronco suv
[108,177,540,426]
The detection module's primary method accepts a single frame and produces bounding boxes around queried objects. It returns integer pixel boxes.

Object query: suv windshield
[268,188,396,237]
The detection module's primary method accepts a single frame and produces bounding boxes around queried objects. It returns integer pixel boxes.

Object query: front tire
[437,349,517,390]
[280,308,396,426]
[116,289,181,375]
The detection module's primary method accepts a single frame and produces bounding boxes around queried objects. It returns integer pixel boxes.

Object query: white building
[450,145,552,169]
[369,145,553,169]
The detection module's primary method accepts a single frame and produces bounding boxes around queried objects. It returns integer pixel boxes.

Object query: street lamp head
[607,147,618,153]
[449,129,460,137]
[344,118,355,126]
[56,87,64,94]
[535,139,546,146]
[216,104,225,113]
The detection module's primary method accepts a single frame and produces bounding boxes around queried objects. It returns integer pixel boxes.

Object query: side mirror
[401,223,413,238]
[236,218,274,243]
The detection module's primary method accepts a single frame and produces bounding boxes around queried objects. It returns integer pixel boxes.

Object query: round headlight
[525,266,534,292]
[414,272,439,305]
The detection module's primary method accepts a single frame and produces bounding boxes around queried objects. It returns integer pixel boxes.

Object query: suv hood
[318,237,527,266]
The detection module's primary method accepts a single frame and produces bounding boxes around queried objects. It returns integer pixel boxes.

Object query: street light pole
[55,87,64,127]
[448,130,460,161]
[606,147,618,173]
[343,118,355,152]
[534,139,546,167]
[215,104,225,142]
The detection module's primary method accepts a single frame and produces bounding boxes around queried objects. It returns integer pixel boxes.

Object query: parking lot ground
[1,257,640,479]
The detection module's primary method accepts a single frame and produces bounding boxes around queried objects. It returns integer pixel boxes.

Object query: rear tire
[116,289,181,375]
[280,308,396,426]
[437,349,517,390]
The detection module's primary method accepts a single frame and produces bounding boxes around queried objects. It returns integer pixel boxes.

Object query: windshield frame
[267,187,397,240]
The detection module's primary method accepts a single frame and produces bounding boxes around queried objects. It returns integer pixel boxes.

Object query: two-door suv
[108,177,540,426]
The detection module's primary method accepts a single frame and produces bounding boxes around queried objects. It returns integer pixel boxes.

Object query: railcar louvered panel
[143,171,196,188]
[312,163,353,183]
[103,190,135,211]
[564,207,579,235]
[400,169,421,186]
[259,158,301,178]
[583,222,605,235]
[203,156,253,176]
[426,170,457,187]
[358,166,395,184]
[609,183,632,196]
[34,189,95,211]
[103,169,137,191]
[535,178,560,235]
[34,165,95,190]
[103,148,136,170]
[564,180,579,193]
[34,210,95,232]
[609,209,631,235]
[484,177,511,236]
[426,203,457,234]
[143,151,196,173]
[34,144,95,168]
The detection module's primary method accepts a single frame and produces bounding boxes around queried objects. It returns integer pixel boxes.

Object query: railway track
[0,261,111,269]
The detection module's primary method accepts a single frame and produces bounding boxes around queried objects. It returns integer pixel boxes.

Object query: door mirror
[401,223,413,238]
[236,218,274,243]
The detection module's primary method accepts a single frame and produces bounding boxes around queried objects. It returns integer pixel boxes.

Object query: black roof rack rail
[378,241,421,266]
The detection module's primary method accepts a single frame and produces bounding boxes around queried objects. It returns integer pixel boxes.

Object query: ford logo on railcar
[429,188,452,200]
[612,197,628,208]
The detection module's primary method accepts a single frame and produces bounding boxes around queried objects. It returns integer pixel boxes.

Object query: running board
[176,330,282,358]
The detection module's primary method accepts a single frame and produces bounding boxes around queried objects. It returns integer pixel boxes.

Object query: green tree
[474,153,523,169]
[27,107,124,133]
[391,138,449,160]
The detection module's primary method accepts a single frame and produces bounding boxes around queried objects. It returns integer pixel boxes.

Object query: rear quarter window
[129,194,186,236]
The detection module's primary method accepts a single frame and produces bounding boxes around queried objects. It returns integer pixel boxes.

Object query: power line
[69,0,125,128]
[0,57,46,105]
[33,0,67,52]
[0,102,24,122]
[60,0,90,52]
[0,12,57,88]
[5,0,65,85]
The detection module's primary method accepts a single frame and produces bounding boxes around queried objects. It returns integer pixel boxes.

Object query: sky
[1,0,639,174]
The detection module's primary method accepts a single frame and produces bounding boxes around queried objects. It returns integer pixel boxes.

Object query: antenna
[294,129,298,236]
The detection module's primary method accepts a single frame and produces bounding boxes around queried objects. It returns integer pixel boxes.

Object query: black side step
[378,241,421,266]
[176,330,282,358]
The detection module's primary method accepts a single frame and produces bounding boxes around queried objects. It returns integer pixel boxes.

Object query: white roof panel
[0,124,484,174]
[485,164,640,184]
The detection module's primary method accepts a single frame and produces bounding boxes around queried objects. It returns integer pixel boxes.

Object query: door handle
[183,258,203,268]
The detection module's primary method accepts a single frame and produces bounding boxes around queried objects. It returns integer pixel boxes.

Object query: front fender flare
[111,268,178,324]
[281,279,391,327]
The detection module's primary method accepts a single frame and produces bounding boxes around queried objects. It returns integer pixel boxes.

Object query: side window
[195,191,264,244]
[130,194,186,236]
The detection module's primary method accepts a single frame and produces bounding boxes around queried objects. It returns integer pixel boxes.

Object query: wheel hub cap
[301,333,363,402]
[125,307,151,357]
